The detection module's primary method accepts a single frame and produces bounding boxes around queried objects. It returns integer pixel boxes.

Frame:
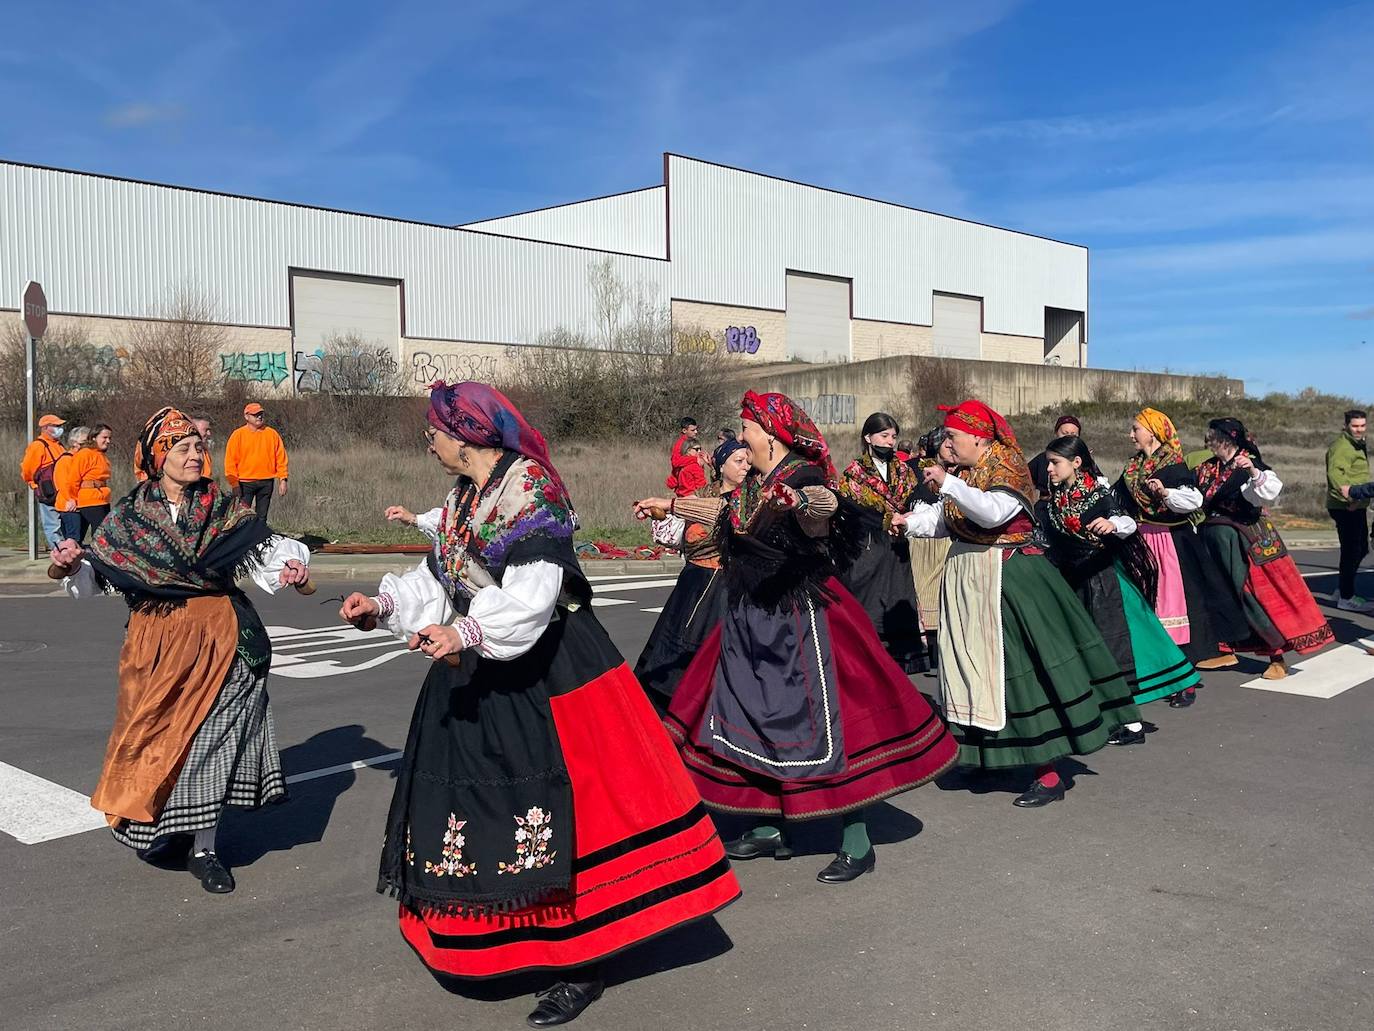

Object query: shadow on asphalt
[222,723,399,866]
[934,758,1097,797]
[427,917,736,1001]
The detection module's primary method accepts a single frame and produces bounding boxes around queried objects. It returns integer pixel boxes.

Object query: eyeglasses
[422,428,438,447]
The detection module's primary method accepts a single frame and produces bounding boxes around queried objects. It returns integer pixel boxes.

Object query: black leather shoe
[816,849,875,883]
[1013,780,1065,808]
[137,832,193,865]
[1107,726,1146,746]
[187,851,235,894]
[1168,690,1196,708]
[724,830,792,861]
[526,980,604,1027]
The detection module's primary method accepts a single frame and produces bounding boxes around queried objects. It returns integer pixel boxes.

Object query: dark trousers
[60,504,110,544]
[238,479,275,522]
[1328,507,1369,599]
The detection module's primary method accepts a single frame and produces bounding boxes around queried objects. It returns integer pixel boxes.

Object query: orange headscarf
[1135,407,1180,451]
[134,406,198,479]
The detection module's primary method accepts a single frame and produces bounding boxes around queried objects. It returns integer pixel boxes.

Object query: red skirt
[400,663,740,978]
[1249,554,1335,655]
[665,579,957,819]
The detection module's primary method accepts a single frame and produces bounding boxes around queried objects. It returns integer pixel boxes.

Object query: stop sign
[22,280,47,339]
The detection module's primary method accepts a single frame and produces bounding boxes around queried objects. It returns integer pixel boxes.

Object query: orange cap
[38,414,66,428]
[243,403,265,416]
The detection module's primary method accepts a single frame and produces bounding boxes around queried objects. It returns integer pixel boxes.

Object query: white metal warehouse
[0,153,1088,395]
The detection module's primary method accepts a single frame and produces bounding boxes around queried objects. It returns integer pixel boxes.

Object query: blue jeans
[37,501,62,549]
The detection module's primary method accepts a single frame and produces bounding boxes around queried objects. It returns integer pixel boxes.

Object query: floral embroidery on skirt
[498,806,557,874]
[424,813,477,877]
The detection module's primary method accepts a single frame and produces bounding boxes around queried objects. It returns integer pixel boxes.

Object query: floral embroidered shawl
[1045,470,1115,544]
[90,478,270,599]
[838,452,920,529]
[943,441,1034,547]
[1121,410,1187,520]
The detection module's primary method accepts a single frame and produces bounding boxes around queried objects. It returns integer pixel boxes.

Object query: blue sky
[3,1,1370,396]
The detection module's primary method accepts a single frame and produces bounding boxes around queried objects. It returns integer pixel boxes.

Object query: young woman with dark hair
[1041,435,1201,741]
[834,411,927,671]
[1195,419,1333,679]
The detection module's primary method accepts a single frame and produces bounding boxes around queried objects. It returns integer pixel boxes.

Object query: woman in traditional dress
[337,382,739,1028]
[48,407,311,894]
[1040,435,1201,744]
[835,412,927,671]
[636,391,957,883]
[1195,418,1334,679]
[897,401,1139,808]
[633,437,751,708]
[1114,408,1249,703]
[907,427,955,662]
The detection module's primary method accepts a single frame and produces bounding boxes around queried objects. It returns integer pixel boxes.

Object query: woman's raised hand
[340,592,381,631]
[384,505,417,526]
[633,498,671,521]
[48,540,84,574]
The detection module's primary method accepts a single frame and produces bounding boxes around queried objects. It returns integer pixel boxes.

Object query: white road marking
[0,761,109,844]
[266,624,415,679]
[591,598,632,607]
[1242,641,1374,699]
[642,606,664,613]
[592,578,680,593]
[285,752,404,785]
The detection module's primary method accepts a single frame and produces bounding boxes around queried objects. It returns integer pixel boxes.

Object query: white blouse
[1242,469,1283,506]
[373,559,563,662]
[414,507,444,542]
[903,475,1024,539]
[1160,485,1204,513]
[63,530,311,599]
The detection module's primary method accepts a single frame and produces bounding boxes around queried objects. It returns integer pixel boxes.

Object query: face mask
[48,426,64,439]
[870,445,895,461]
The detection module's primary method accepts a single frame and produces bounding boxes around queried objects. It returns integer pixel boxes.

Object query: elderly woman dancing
[637,391,956,883]
[899,401,1139,807]
[338,382,739,1029]
[48,407,312,895]
[1194,418,1333,678]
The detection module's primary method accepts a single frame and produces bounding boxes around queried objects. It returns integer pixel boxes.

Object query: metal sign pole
[25,329,37,559]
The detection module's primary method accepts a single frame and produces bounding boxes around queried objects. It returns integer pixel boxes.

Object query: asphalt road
[2,552,1373,1031]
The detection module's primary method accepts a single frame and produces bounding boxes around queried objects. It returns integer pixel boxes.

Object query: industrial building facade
[1,154,1088,396]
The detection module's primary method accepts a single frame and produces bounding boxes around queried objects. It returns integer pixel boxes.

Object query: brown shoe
[1261,659,1288,680]
[1196,654,1239,670]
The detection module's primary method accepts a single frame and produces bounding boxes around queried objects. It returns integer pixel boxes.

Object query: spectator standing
[20,413,67,549]
[56,424,112,543]
[1325,409,1372,612]
[667,416,703,497]
[225,403,288,521]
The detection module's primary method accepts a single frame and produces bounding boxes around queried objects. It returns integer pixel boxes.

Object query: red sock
[1034,765,1060,789]
[1219,643,1235,654]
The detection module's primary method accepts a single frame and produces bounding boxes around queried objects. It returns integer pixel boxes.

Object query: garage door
[786,272,851,362]
[291,271,401,356]
[932,293,982,359]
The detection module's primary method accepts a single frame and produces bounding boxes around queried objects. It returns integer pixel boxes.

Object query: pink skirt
[1139,524,1190,645]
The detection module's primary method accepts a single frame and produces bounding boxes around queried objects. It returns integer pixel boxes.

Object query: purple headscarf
[427,381,573,505]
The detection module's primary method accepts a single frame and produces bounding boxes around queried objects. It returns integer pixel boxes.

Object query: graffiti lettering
[293,347,399,393]
[792,394,856,425]
[725,326,761,355]
[411,351,500,385]
[46,343,126,392]
[221,351,289,386]
[677,331,718,356]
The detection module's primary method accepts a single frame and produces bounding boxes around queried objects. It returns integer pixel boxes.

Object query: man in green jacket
[1326,409,1372,612]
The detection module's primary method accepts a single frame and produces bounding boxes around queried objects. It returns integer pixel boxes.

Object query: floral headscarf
[133,406,198,480]
[740,390,837,485]
[940,399,1022,452]
[428,381,572,512]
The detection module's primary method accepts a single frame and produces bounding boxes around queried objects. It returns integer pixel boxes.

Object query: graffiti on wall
[676,331,717,355]
[221,351,289,386]
[725,326,762,355]
[47,343,126,391]
[293,347,399,393]
[793,394,856,425]
[410,351,500,385]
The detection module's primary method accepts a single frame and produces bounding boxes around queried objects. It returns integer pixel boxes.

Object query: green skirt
[951,551,1138,770]
[1115,568,1201,705]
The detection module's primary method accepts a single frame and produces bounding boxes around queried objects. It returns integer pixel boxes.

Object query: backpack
[33,444,61,506]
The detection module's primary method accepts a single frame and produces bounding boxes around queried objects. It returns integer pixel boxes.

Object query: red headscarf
[427,381,573,507]
[740,390,837,484]
[940,399,1021,451]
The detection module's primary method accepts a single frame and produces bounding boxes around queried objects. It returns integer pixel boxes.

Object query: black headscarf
[1207,418,1265,465]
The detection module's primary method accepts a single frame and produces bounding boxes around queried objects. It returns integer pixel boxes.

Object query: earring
[768,440,775,460]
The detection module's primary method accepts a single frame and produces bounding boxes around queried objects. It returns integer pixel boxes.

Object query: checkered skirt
[111,656,287,851]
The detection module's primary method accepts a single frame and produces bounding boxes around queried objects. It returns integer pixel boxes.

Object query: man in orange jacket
[224,402,289,521]
[20,413,67,548]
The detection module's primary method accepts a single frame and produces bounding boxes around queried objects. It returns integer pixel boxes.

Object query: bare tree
[122,285,228,399]
[588,256,627,348]
[307,331,406,396]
